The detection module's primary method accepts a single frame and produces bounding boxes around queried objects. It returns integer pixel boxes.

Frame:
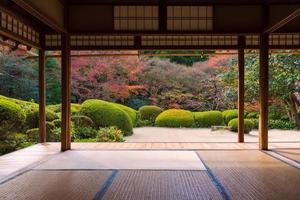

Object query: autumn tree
[71,51,143,103]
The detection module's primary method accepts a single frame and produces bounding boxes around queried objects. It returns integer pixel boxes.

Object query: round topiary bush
[228,118,254,134]
[139,105,163,121]
[155,109,194,128]
[222,109,238,125]
[71,115,94,128]
[79,99,133,136]
[0,99,26,133]
[194,111,224,128]
[112,103,137,125]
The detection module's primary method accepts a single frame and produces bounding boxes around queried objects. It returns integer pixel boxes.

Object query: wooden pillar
[61,33,71,151]
[38,48,46,143]
[259,33,269,150]
[238,36,245,143]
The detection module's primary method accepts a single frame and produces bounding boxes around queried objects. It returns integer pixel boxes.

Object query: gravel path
[125,127,300,142]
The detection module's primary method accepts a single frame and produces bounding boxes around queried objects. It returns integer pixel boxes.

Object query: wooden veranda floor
[0,142,300,200]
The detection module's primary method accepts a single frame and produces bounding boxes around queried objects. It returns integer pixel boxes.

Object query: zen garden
[0,49,299,155]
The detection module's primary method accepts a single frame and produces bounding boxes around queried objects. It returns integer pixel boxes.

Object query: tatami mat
[198,150,300,200]
[102,170,223,200]
[36,150,206,170]
[0,170,112,200]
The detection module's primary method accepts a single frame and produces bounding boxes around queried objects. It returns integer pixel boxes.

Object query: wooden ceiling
[0,0,300,50]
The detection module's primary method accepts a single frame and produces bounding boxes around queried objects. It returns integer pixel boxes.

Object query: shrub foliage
[222,109,238,125]
[79,99,133,136]
[194,111,223,128]
[112,103,137,125]
[155,109,194,128]
[228,118,254,133]
[139,105,163,121]
[0,99,26,133]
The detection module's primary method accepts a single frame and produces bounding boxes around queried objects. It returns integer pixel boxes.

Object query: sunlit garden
[0,50,299,155]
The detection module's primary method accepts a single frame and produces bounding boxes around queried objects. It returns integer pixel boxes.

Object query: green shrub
[139,105,163,121]
[0,141,14,155]
[269,120,296,130]
[71,115,94,128]
[96,126,124,142]
[136,118,153,127]
[155,109,194,128]
[50,128,61,142]
[73,127,98,139]
[228,118,254,133]
[250,118,259,129]
[222,109,238,125]
[0,95,37,111]
[79,99,133,136]
[0,133,30,155]
[52,119,61,128]
[74,138,98,142]
[46,104,61,113]
[47,103,81,115]
[246,111,259,119]
[26,128,40,142]
[194,111,224,128]
[25,108,59,129]
[0,99,26,133]
[112,103,137,125]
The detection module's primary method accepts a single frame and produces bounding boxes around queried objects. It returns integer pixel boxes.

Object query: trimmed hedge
[71,115,94,128]
[194,111,223,128]
[222,109,238,125]
[139,105,163,121]
[25,108,59,129]
[155,109,194,128]
[0,99,26,133]
[112,103,137,125]
[228,118,254,134]
[79,99,133,136]
[47,103,81,115]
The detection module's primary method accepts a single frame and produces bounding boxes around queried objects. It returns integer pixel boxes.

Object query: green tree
[45,57,61,104]
[0,52,38,102]
[219,52,300,128]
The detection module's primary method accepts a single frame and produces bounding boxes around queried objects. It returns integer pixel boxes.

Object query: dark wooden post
[259,33,269,150]
[38,48,46,143]
[61,33,71,151]
[159,0,167,32]
[238,36,245,143]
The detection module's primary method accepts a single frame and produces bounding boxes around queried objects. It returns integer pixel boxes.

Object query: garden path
[125,127,300,143]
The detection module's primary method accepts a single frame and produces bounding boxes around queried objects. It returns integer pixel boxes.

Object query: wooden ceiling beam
[264,7,300,34]
[13,0,67,33]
